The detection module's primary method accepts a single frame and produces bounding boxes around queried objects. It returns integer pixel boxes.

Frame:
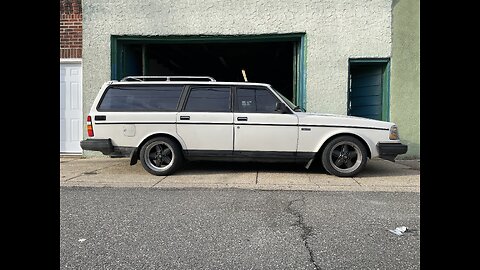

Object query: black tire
[139,137,184,176]
[321,136,368,177]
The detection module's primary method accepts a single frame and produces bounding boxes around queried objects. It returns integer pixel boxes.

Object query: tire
[139,137,184,176]
[321,136,368,177]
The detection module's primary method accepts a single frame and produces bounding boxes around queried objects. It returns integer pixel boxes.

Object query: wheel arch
[315,132,372,160]
[129,133,185,165]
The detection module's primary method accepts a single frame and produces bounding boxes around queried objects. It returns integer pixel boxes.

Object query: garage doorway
[111,34,306,109]
[60,60,83,154]
[348,59,390,121]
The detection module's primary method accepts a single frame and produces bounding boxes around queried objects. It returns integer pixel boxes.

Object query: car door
[233,86,299,159]
[176,85,234,156]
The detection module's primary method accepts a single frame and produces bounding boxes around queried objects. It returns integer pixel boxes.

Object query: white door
[177,112,234,151]
[233,86,299,154]
[234,113,298,152]
[176,86,234,153]
[60,62,83,154]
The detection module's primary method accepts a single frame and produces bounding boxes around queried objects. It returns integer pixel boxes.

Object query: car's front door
[176,85,234,156]
[233,86,298,159]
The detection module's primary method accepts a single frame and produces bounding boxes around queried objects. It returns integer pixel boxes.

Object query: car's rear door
[176,85,234,157]
[233,86,298,159]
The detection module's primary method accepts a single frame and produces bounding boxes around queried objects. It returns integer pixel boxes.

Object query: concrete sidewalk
[60,157,420,192]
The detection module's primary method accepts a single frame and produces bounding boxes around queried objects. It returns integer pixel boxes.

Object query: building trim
[60,58,82,64]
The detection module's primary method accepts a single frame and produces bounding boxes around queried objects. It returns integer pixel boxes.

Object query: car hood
[296,112,394,129]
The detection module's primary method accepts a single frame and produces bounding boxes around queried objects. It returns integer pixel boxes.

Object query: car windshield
[271,87,304,112]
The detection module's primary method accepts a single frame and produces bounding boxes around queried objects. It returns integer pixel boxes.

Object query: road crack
[286,197,321,270]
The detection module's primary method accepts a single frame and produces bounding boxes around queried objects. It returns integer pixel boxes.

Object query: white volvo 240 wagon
[80,76,407,177]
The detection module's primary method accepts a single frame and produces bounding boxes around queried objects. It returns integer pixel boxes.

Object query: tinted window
[236,87,279,113]
[98,85,183,111]
[184,87,231,112]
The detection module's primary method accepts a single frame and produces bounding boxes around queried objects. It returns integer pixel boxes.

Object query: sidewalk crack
[152,176,167,187]
[353,177,362,186]
[63,163,120,182]
[63,174,83,182]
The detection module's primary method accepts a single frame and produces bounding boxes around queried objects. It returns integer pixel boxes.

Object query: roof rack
[121,76,216,82]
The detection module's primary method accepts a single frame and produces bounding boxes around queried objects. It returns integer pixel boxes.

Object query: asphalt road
[60,187,420,270]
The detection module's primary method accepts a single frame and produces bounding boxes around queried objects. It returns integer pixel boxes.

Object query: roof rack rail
[121,76,216,82]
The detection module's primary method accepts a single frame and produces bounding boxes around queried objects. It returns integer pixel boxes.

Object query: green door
[348,60,390,121]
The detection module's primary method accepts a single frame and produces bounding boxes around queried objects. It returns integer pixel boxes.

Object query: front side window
[97,85,183,111]
[184,87,231,112]
[236,87,279,113]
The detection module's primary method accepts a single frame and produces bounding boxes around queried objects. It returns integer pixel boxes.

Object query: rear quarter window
[97,85,184,111]
[183,86,231,112]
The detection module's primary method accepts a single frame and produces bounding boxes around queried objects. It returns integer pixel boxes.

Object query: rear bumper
[377,142,408,162]
[80,139,136,157]
[80,139,114,155]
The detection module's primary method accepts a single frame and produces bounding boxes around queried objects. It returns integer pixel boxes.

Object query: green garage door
[348,59,390,121]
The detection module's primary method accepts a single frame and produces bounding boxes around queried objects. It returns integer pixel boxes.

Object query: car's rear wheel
[321,136,368,177]
[139,137,183,176]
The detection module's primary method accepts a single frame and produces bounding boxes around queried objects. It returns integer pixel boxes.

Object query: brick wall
[60,0,82,59]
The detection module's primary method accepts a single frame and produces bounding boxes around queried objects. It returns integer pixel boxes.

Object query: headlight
[389,125,400,140]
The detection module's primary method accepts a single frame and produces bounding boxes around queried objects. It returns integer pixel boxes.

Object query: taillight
[87,115,94,137]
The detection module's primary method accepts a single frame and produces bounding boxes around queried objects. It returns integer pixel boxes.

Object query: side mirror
[275,102,288,114]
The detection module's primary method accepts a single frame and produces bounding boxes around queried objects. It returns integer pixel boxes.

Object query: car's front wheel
[139,137,184,176]
[321,136,368,177]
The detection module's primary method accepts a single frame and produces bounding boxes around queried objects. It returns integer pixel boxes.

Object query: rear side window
[184,87,231,112]
[236,87,279,113]
[97,85,183,111]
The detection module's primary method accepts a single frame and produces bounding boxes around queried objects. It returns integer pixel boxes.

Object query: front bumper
[80,139,114,155]
[377,142,408,162]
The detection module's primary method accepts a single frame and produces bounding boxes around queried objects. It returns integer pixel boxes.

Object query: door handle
[180,116,190,120]
[95,115,106,121]
[237,117,248,121]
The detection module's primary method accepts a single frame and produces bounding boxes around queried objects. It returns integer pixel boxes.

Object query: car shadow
[172,159,419,178]
[176,160,312,174]
[353,159,420,178]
